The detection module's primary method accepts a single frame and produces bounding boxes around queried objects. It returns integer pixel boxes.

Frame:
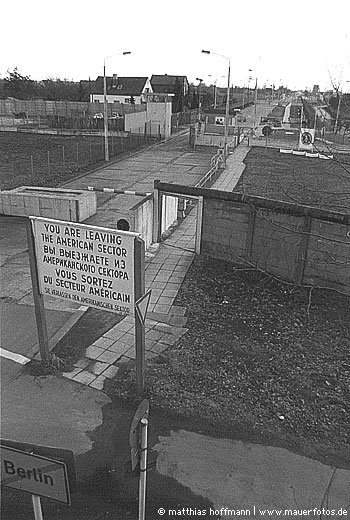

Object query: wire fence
[0,132,159,190]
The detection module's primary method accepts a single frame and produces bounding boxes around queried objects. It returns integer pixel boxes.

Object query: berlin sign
[0,445,70,504]
[30,217,141,315]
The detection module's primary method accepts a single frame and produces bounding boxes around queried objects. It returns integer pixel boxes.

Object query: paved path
[62,142,249,390]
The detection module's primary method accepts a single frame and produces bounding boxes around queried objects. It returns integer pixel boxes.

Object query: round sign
[262,125,272,136]
[301,131,312,144]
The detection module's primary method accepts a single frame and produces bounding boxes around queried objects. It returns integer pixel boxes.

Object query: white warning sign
[30,217,140,315]
[299,128,315,151]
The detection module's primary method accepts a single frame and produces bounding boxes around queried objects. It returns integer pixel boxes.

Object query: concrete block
[0,186,96,221]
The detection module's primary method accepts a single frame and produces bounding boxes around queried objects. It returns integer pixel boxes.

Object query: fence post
[47,151,50,175]
[62,146,65,167]
[89,139,93,164]
[76,142,79,165]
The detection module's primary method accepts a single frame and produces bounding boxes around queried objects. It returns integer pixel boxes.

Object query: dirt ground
[107,256,350,469]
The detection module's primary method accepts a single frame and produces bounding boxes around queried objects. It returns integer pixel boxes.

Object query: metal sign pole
[32,495,44,520]
[138,418,148,520]
[26,218,50,362]
[134,237,146,395]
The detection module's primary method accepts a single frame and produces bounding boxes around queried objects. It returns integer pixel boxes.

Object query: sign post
[28,216,148,393]
[32,495,44,520]
[138,417,149,520]
[26,219,50,362]
[129,400,150,520]
[134,238,146,395]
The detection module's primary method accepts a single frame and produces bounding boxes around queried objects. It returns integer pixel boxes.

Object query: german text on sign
[0,446,70,504]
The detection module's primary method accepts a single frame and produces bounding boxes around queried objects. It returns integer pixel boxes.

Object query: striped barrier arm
[87,187,152,197]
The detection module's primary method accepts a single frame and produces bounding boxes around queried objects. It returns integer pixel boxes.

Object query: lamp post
[103,51,131,162]
[247,69,252,104]
[202,50,231,166]
[208,75,225,108]
[196,78,203,121]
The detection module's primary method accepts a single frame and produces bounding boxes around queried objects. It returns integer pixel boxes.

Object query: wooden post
[134,237,146,396]
[26,218,50,362]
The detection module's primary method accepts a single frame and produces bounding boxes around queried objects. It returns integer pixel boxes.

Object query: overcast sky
[2,0,349,92]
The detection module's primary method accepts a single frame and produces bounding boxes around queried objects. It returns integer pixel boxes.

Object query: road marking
[0,348,31,365]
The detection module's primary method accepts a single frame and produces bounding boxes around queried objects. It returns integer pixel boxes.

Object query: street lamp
[247,69,252,104]
[208,75,225,108]
[196,78,203,121]
[103,51,131,162]
[202,50,231,166]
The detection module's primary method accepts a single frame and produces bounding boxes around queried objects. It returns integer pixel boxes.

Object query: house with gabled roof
[150,75,189,112]
[150,74,189,96]
[90,76,153,105]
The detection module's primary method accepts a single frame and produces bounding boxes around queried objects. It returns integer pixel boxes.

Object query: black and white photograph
[1,0,349,518]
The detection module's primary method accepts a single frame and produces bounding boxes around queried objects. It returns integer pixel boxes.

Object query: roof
[92,76,149,96]
[150,75,188,93]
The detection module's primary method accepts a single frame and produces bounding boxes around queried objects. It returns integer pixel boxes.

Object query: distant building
[150,75,189,112]
[150,74,189,96]
[90,76,153,105]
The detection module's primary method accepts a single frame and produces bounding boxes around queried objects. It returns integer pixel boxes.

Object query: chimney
[112,74,118,88]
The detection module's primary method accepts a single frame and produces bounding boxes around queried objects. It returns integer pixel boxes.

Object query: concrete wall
[0,187,97,222]
[201,197,350,295]
[195,133,238,149]
[132,196,154,250]
[204,124,237,135]
[154,182,350,296]
[146,102,172,139]
[161,195,178,235]
[124,110,148,133]
[124,101,172,138]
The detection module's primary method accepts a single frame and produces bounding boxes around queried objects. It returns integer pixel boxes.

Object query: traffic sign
[0,445,70,504]
[129,399,150,470]
[135,290,152,327]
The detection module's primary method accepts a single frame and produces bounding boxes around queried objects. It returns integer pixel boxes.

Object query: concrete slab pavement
[154,430,350,515]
